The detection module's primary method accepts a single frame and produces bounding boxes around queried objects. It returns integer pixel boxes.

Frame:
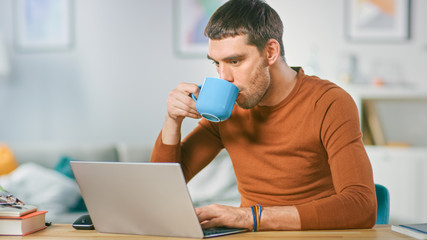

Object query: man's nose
[218,65,233,82]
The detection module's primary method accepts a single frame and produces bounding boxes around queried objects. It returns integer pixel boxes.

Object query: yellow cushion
[0,143,18,175]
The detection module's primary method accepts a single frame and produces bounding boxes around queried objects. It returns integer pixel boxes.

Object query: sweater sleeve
[150,132,181,163]
[150,119,225,182]
[295,87,377,230]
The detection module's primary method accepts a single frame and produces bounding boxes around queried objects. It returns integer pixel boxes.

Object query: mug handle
[191,85,202,101]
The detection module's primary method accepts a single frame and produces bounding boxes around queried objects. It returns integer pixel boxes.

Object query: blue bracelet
[251,206,257,232]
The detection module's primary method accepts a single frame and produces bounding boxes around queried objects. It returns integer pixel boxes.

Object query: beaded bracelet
[250,204,262,231]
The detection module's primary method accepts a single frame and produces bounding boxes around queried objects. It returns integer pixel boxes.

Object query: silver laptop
[70,161,247,238]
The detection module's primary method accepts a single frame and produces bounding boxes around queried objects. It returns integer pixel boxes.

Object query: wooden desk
[0,224,414,239]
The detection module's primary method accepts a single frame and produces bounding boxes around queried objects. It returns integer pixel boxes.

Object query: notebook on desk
[70,161,247,238]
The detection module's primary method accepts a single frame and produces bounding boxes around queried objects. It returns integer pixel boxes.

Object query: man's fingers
[196,206,212,223]
[196,207,221,229]
[196,205,222,223]
[200,220,219,229]
[196,204,252,230]
[167,84,201,119]
[169,98,198,115]
[177,82,200,96]
[171,104,200,119]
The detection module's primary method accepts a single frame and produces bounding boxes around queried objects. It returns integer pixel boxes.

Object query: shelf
[340,84,427,146]
[342,84,427,100]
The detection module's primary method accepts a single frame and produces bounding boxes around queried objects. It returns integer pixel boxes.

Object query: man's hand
[195,204,253,230]
[166,82,201,122]
[196,204,302,231]
[162,82,202,145]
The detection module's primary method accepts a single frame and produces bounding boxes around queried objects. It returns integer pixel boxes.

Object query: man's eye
[231,61,238,64]
[212,61,219,66]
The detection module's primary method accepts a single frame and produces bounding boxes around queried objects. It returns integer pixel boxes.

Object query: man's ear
[265,39,281,66]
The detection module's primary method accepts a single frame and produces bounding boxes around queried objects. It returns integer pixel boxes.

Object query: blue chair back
[375,184,390,224]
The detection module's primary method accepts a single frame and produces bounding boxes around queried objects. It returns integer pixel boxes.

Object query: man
[151,0,376,231]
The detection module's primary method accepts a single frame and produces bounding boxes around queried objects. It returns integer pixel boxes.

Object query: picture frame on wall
[174,0,225,57]
[345,0,411,42]
[14,0,73,51]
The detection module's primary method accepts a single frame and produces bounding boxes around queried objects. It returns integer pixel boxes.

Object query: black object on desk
[72,214,95,230]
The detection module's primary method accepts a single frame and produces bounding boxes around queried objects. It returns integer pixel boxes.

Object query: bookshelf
[341,84,427,146]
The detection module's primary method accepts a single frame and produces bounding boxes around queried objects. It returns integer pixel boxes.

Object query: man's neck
[258,59,298,107]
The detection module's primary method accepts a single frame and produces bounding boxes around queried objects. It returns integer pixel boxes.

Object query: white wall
[0,0,426,145]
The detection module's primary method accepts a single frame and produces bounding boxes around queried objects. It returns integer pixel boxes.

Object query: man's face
[207,35,271,109]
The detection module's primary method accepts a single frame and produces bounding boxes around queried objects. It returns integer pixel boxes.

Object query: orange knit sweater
[151,68,377,230]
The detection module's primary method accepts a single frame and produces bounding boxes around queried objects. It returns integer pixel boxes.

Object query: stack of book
[0,204,47,236]
[392,223,427,239]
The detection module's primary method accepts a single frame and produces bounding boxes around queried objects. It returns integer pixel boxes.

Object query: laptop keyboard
[203,227,247,237]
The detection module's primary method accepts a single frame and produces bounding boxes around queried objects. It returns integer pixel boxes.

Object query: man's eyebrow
[207,54,215,61]
[207,54,245,62]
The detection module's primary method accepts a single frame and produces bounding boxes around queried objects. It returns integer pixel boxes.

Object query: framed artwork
[345,0,411,42]
[14,0,74,51]
[174,0,225,57]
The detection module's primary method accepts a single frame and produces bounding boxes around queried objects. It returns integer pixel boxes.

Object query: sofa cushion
[54,156,87,212]
[0,163,81,222]
[54,156,77,179]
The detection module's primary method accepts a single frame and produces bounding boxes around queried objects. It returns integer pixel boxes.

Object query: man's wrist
[161,114,183,145]
[241,207,255,231]
[256,206,301,231]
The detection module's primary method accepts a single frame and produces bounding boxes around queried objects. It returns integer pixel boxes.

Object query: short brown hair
[204,0,285,57]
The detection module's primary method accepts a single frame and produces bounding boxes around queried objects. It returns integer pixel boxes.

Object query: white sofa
[1,143,240,223]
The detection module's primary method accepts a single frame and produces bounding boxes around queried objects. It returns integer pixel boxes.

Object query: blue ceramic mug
[192,77,239,122]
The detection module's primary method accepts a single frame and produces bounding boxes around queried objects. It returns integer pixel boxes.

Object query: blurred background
[1,0,427,225]
[0,0,426,146]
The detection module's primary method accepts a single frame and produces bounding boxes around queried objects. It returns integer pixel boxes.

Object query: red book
[0,211,47,236]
